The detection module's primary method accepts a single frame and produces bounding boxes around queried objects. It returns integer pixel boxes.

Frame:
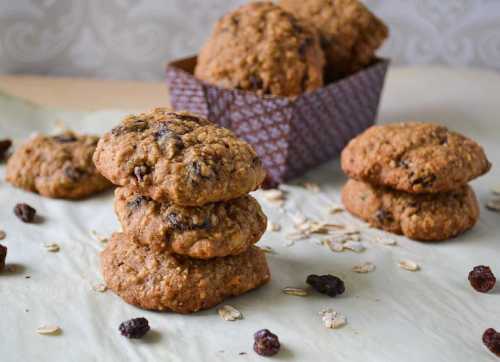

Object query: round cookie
[101,233,271,314]
[114,186,267,258]
[93,108,266,206]
[342,179,479,241]
[6,132,111,199]
[341,122,491,194]
[280,0,388,79]
[195,1,325,96]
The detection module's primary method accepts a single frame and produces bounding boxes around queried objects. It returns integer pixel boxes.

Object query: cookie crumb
[319,308,347,329]
[217,305,242,321]
[282,287,308,296]
[398,260,420,271]
[36,325,61,335]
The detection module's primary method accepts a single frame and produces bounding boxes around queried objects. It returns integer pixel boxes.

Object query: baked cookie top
[101,232,270,314]
[341,179,479,241]
[195,1,325,96]
[341,122,491,193]
[280,0,388,78]
[114,186,267,258]
[93,108,266,206]
[6,131,111,199]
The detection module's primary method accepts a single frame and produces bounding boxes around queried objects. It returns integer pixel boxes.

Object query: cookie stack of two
[93,108,271,314]
[340,122,492,241]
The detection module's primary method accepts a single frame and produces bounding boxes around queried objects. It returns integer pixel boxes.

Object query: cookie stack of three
[93,108,270,314]
[340,122,492,241]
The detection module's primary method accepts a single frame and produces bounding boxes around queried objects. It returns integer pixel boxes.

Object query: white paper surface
[1,67,499,362]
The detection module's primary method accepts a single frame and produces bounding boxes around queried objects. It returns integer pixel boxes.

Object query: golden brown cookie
[114,186,267,258]
[6,132,111,199]
[280,0,388,79]
[341,122,491,194]
[101,233,271,314]
[93,108,266,206]
[342,179,479,241]
[195,1,325,96]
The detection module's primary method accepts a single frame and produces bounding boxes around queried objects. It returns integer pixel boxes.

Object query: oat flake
[323,239,345,252]
[375,237,397,246]
[43,243,60,252]
[343,240,366,253]
[302,181,320,192]
[36,325,61,335]
[267,223,282,232]
[491,185,500,195]
[0,230,5,240]
[217,305,242,321]
[90,230,108,243]
[282,287,308,296]
[399,260,420,271]
[486,198,500,212]
[319,308,347,329]
[352,262,376,273]
[328,205,344,214]
[261,189,285,203]
[92,283,107,292]
[259,245,277,254]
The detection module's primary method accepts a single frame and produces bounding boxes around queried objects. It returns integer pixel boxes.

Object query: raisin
[188,161,202,179]
[134,165,150,182]
[249,75,263,90]
[306,274,345,297]
[166,212,186,231]
[64,166,84,181]
[53,134,77,143]
[127,196,148,210]
[483,328,500,357]
[0,244,7,272]
[0,139,12,161]
[468,265,496,293]
[14,203,36,223]
[118,317,150,339]
[261,175,280,190]
[253,329,280,357]
[154,124,183,153]
[375,209,394,224]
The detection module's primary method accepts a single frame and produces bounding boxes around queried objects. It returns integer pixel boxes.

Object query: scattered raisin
[53,134,77,143]
[375,209,394,224]
[134,165,150,182]
[261,175,279,190]
[306,274,345,297]
[14,203,36,223]
[119,317,150,339]
[0,244,7,272]
[483,328,500,357]
[64,166,84,181]
[0,139,12,160]
[468,265,496,293]
[253,329,280,357]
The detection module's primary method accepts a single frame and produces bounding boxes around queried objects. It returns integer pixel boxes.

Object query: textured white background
[0,0,500,80]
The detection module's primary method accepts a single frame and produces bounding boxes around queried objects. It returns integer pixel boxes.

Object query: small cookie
[114,186,267,258]
[101,233,271,314]
[280,0,388,78]
[6,132,111,199]
[341,122,491,193]
[195,1,325,96]
[93,108,266,206]
[342,179,479,241]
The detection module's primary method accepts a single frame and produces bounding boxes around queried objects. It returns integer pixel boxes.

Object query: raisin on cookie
[341,122,491,194]
[6,132,111,199]
[342,179,479,241]
[93,108,266,206]
[101,233,270,314]
[114,186,267,259]
[195,1,325,96]
[280,0,388,79]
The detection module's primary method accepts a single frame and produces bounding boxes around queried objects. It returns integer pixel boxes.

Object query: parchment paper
[1,67,499,362]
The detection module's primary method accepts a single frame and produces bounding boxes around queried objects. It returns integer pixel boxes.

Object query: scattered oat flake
[343,241,365,253]
[92,283,107,292]
[90,230,108,243]
[261,189,285,203]
[53,119,67,133]
[352,262,376,273]
[323,239,345,252]
[0,230,5,240]
[36,325,61,335]
[491,185,500,195]
[302,181,320,192]
[286,232,308,241]
[217,305,242,321]
[398,260,420,271]
[43,243,60,252]
[486,198,500,212]
[375,237,397,246]
[328,205,345,214]
[282,287,308,296]
[259,245,277,254]
[267,223,281,232]
[319,308,347,329]
[290,212,308,226]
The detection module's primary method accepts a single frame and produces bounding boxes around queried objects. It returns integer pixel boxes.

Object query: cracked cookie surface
[101,232,271,314]
[341,122,491,193]
[342,179,479,241]
[93,108,266,206]
[195,1,325,96]
[115,186,267,259]
[6,132,111,199]
[280,0,388,79]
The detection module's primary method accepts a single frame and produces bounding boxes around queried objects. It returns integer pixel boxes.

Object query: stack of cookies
[93,108,271,314]
[340,122,491,241]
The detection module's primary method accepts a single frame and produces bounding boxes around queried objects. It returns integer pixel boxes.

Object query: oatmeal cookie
[93,108,266,206]
[342,179,479,241]
[195,1,325,96]
[114,186,267,258]
[6,132,111,199]
[280,0,388,78]
[341,122,491,193]
[101,233,271,314]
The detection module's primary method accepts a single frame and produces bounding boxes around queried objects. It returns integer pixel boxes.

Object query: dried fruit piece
[319,308,347,329]
[218,305,242,321]
[119,317,150,339]
[0,139,12,160]
[483,328,500,357]
[43,243,60,252]
[282,287,308,296]
[468,265,496,293]
[306,274,345,297]
[253,329,280,357]
[14,203,36,223]
[352,262,376,273]
[0,244,7,272]
[398,260,420,271]
[0,230,6,240]
[36,325,61,335]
